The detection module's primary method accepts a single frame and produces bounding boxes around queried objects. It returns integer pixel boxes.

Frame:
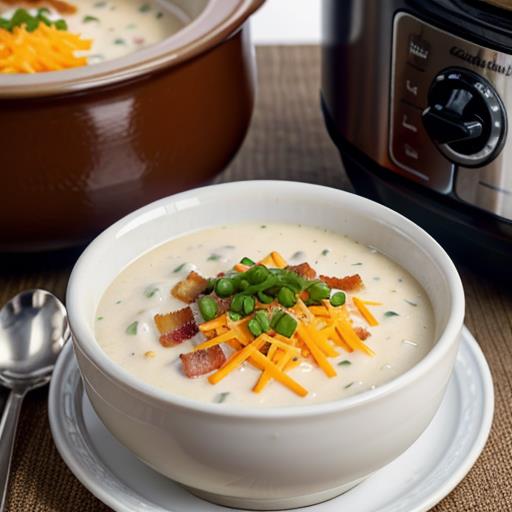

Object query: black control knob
[422,68,507,167]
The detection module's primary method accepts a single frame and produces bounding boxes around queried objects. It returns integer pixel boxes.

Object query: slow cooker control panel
[422,68,506,167]
[390,12,512,221]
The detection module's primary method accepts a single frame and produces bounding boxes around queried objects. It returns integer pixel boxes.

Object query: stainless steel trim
[391,12,512,220]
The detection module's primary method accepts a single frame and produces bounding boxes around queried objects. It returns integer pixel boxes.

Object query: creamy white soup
[95,224,435,407]
[0,0,186,65]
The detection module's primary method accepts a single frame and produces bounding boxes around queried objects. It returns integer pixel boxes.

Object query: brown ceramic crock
[0,0,264,251]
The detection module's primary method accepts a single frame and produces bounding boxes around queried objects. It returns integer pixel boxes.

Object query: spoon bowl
[0,289,69,389]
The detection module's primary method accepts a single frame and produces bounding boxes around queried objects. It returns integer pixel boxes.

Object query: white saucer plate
[48,326,494,512]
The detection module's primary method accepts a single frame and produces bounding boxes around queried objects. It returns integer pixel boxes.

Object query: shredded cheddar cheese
[0,24,91,73]
[353,297,379,326]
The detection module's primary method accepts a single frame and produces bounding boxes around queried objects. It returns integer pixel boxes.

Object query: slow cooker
[321,0,512,272]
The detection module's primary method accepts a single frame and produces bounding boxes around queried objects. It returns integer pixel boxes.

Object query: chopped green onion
[274,313,297,338]
[215,278,234,298]
[214,392,230,403]
[270,309,285,329]
[54,19,67,30]
[344,382,354,389]
[384,311,399,318]
[126,321,138,336]
[228,311,242,322]
[144,286,159,298]
[230,294,245,313]
[338,360,352,366]
[173,263,186,273]
[207,253,221,261]
[242,296,256,316]
[277,286,296,308]
[83,15,100,22]
[25,17,39,31]
[254,310,270,332]
[248,318,262,337]
[306,282,330,303]
[330,291,346,307]
[198,296,218,321]
[257,291,273,304]
[245,265,269,285]
[240,257,255,266]
[321,249,330,256]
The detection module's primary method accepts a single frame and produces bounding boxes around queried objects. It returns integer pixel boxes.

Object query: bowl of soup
[67,180,465,510]
[0,0,263,251]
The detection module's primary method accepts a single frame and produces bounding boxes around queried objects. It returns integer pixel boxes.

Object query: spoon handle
[0,392,25,512]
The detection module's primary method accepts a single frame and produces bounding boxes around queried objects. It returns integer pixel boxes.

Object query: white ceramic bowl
[66,181,465,510]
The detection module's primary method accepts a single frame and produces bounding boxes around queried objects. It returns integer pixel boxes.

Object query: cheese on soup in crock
[95,223,435,408]
[0,0,186,69]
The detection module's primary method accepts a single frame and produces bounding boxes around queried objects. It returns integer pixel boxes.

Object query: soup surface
[0,0,186,69]
[95,223,435,407]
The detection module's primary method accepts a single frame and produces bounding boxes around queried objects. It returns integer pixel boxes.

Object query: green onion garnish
[144,286,159,298]
[214,392,230,403]
[126,321,138,336]
[198,296,218,321]
[273,312,297,338]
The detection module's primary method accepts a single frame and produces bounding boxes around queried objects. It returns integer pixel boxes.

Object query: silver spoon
[0,289,69,512]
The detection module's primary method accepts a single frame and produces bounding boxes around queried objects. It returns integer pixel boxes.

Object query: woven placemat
[1,46,511,512]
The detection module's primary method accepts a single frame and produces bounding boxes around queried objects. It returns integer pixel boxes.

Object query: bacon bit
[319,273,364,291]
[159,321,198,347]
[287,262,317,279]
[260,341,272,355]
[154,307,198,347]
[154,307,194,334]
[180,346,226,378]
[171,271,208,303]
[3,0,77,13]
[354,327,371,341]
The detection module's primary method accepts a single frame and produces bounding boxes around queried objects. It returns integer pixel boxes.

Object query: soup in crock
[95,223,435,407]
[0,0,187,72]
